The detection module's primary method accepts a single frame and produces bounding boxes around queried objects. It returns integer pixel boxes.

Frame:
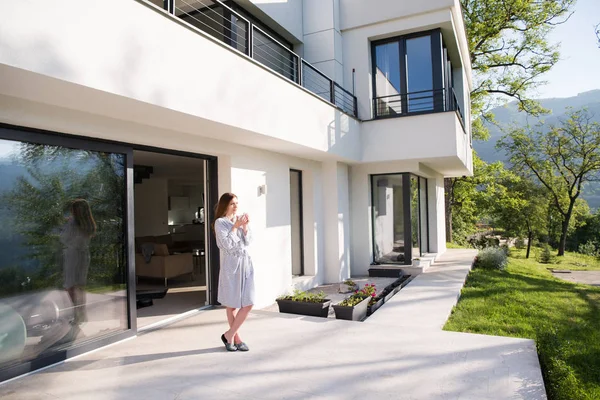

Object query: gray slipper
[236,342,249,352]
[222,334,237,351]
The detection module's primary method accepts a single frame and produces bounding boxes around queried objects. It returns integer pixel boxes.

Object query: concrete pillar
[322,161,351,283]
[428,174,446,254]
[302,0,344,85]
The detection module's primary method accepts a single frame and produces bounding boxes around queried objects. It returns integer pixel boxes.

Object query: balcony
[373,88,464,128]
[361,111,472,176]
[149,0,357,117]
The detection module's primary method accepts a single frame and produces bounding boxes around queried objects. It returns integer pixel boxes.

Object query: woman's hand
[241,214,250,233]
[233,215,244,229]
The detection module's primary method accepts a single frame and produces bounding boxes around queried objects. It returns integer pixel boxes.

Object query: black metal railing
[301,60,332,102]
[373,88,464,125]
[155,0,358,117]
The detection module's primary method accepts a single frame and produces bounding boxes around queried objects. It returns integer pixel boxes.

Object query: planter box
[367,298,384,316]
[383,290,395,303]
[332,296,370,321]
[368,267,403,278]
[276,299,331,318]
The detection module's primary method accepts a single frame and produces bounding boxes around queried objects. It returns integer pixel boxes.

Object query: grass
[444,248,600,400]
[446,242,469,249]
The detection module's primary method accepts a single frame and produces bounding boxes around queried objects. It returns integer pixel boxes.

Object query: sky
[535,0,600,99]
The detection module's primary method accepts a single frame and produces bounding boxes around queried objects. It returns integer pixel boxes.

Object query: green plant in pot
[333,284,376,321]
[276,290,331,318]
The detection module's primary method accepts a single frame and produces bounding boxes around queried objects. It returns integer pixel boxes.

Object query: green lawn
[444,249,600,400]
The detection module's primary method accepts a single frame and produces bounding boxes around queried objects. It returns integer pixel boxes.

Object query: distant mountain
[473,89,600,209]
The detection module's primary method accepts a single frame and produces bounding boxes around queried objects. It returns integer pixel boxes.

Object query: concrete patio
[0,249,547,400]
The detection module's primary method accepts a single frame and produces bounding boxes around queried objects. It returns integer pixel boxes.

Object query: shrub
[578,240,599,257]
[537,330,588,400]
[474,247,507,270]
[538,244,556,264]
[515,237,526,249]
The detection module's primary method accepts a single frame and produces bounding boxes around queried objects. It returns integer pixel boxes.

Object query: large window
[372,30,454,119]
[0,137,128,376]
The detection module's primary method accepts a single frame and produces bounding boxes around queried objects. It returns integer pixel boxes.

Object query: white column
[322,161,351,283]
[302,0,344,85]
[428,174,446,254]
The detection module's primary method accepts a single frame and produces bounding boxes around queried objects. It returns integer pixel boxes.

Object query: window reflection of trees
[0,140,128,370]
[1,144,126,294]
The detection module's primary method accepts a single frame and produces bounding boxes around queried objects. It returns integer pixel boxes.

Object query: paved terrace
[0,249,547,400]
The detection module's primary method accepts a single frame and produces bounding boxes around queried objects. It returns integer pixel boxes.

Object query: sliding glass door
[0,130,131,382]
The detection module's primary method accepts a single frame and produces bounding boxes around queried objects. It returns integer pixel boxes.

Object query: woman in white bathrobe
[214,193,255,352]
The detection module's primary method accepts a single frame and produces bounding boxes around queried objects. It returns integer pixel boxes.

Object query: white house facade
[0,0,472,381]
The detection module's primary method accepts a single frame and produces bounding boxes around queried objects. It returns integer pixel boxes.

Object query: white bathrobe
[215,217,255,308]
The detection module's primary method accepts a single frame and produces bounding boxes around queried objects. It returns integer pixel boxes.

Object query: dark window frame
[290,169,305,277]
[369,172,429,265]
[371,29,450,120]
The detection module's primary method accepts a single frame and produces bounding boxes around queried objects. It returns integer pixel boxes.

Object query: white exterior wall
[429,175,447,254]
[246,0,304,42]
[362,112,472,176]
[322,162,351,283]
[303,0,344,85]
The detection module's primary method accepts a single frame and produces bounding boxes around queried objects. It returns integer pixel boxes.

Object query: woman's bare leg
[225,307,242,343]
[224,305,253,344]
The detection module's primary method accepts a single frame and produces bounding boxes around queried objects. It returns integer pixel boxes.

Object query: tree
[462,0,575,118]
[498,109,600,256]
[446,0,576,242]
[486,173,548,258]
[445,155,505,243]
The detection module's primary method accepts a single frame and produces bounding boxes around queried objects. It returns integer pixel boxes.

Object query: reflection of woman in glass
[60,199,96,326]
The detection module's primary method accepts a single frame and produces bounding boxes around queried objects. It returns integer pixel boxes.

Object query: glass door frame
[370,173,429,265]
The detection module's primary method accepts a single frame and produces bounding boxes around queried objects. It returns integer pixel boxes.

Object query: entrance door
[290,170,304,276]
[133,150,212,329]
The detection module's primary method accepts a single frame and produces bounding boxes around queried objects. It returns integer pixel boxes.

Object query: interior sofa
[134,238,194,286]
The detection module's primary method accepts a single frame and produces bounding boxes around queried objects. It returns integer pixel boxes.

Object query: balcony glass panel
[406,36,433,113]
[374,42,402,117]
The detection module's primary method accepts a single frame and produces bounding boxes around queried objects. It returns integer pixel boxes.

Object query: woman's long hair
[71,198,96,237]
[212,193,237,232]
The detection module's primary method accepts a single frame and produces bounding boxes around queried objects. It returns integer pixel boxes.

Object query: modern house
[0,0,472,382]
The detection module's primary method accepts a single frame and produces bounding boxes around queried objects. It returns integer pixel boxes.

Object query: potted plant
[276,290,331,318]
[339,278,358,293]
[333,284,376,321]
